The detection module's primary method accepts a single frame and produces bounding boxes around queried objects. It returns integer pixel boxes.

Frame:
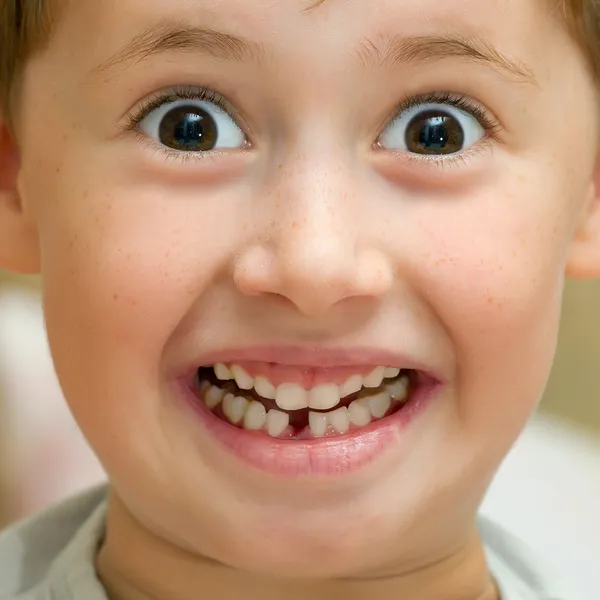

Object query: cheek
[414,178,572,435]
[22,159,234,425]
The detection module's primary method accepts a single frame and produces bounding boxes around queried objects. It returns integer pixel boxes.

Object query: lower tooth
[367,391,391,419]
[223,394,249,424]
[267,410,289,437]
[328,407,350,434]
[198,379,210,395]
[205,385,225,409]
[244,401,267,430]
[348,399,372,427]
[309,412,328,437]
[387,376,409,401]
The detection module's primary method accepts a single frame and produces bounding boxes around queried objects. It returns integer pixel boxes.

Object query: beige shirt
[0,486,571,600]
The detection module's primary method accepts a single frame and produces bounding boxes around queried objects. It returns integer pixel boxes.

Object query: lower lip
[176,377,439,477]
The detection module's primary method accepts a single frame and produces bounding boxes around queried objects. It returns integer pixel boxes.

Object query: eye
[379,102,485,156]
[138,99,246,152]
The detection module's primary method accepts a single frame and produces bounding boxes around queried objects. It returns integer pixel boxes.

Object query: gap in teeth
[194,369,412,440]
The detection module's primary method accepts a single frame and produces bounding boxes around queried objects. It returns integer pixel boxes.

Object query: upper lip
[178,345,445,382]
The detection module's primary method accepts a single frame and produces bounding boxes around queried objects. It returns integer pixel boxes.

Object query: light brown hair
[0,0,599,124]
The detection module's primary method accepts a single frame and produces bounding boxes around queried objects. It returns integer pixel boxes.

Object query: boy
[0,0,599,598]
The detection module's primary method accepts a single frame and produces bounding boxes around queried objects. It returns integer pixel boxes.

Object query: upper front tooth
[231,365,254,390]
[363,366,385,388]
[276,383,308,410]
[384,367,400,379]
[339,374,364,398]
[214,363,233,381]
[308,384,340,410]
[254,376,276,400]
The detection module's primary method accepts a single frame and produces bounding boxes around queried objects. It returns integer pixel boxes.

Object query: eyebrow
[356,34,536,83]
[92,23,535,85]
[92,22,265,75]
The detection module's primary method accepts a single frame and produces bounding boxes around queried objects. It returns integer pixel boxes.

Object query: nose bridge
[269,153,360,288]
[233,153,394,316]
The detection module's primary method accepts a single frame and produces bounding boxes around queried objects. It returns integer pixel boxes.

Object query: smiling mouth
[191,363,416,440]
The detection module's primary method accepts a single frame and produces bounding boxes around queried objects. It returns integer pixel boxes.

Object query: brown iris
[158,105,218,151]
[405,110,465,155]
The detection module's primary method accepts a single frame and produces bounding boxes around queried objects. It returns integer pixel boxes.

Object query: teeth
[254,376,276,400]
[384,367,400,379]
[244,401,267,431]
[365,391,391,419]
[276,383,308,410]
[309,411,328,437]
[267,409,290,437]
[328,407,350,434]
[348,398,372,426]
[204,385,225,409]
[231,364,254,390]
[339,374,363,398]
[201,364,409,436]
[387,375,409,401]
[363,366,385,388]
[308,383,340,410]
[214,363,234,381]
[222,394,249,424]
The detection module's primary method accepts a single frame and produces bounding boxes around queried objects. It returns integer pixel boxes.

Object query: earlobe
[0,117,40,274]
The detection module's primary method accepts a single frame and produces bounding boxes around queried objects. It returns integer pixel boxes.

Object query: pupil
[159,105,218,151]
[406,111,464,155]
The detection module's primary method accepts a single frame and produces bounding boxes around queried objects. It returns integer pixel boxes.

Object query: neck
[96,495,499,600]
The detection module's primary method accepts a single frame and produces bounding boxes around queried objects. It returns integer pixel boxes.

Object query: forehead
[50,0,555,74]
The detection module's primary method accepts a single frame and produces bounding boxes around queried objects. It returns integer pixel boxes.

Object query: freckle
[113,294,119,301]
[292,221,298,228]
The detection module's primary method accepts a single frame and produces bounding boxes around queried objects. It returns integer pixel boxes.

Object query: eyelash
[391,91,500,135]
[123,86,237,133]
[123,87,501,166]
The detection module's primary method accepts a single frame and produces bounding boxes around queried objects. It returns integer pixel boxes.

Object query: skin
[1,0,600,599]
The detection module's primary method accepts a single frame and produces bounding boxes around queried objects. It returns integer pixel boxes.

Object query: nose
[233,161,393,317]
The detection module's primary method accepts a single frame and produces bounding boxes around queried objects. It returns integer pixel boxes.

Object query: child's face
[4,0,600,579]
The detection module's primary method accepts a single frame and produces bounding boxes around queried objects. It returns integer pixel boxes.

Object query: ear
[566,156,600,279]
[0,115,40,274]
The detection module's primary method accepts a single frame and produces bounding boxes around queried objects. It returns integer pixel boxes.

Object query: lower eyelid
[131,132,253,167]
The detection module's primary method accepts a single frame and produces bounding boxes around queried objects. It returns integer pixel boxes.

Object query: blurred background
[0,270,599,596]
